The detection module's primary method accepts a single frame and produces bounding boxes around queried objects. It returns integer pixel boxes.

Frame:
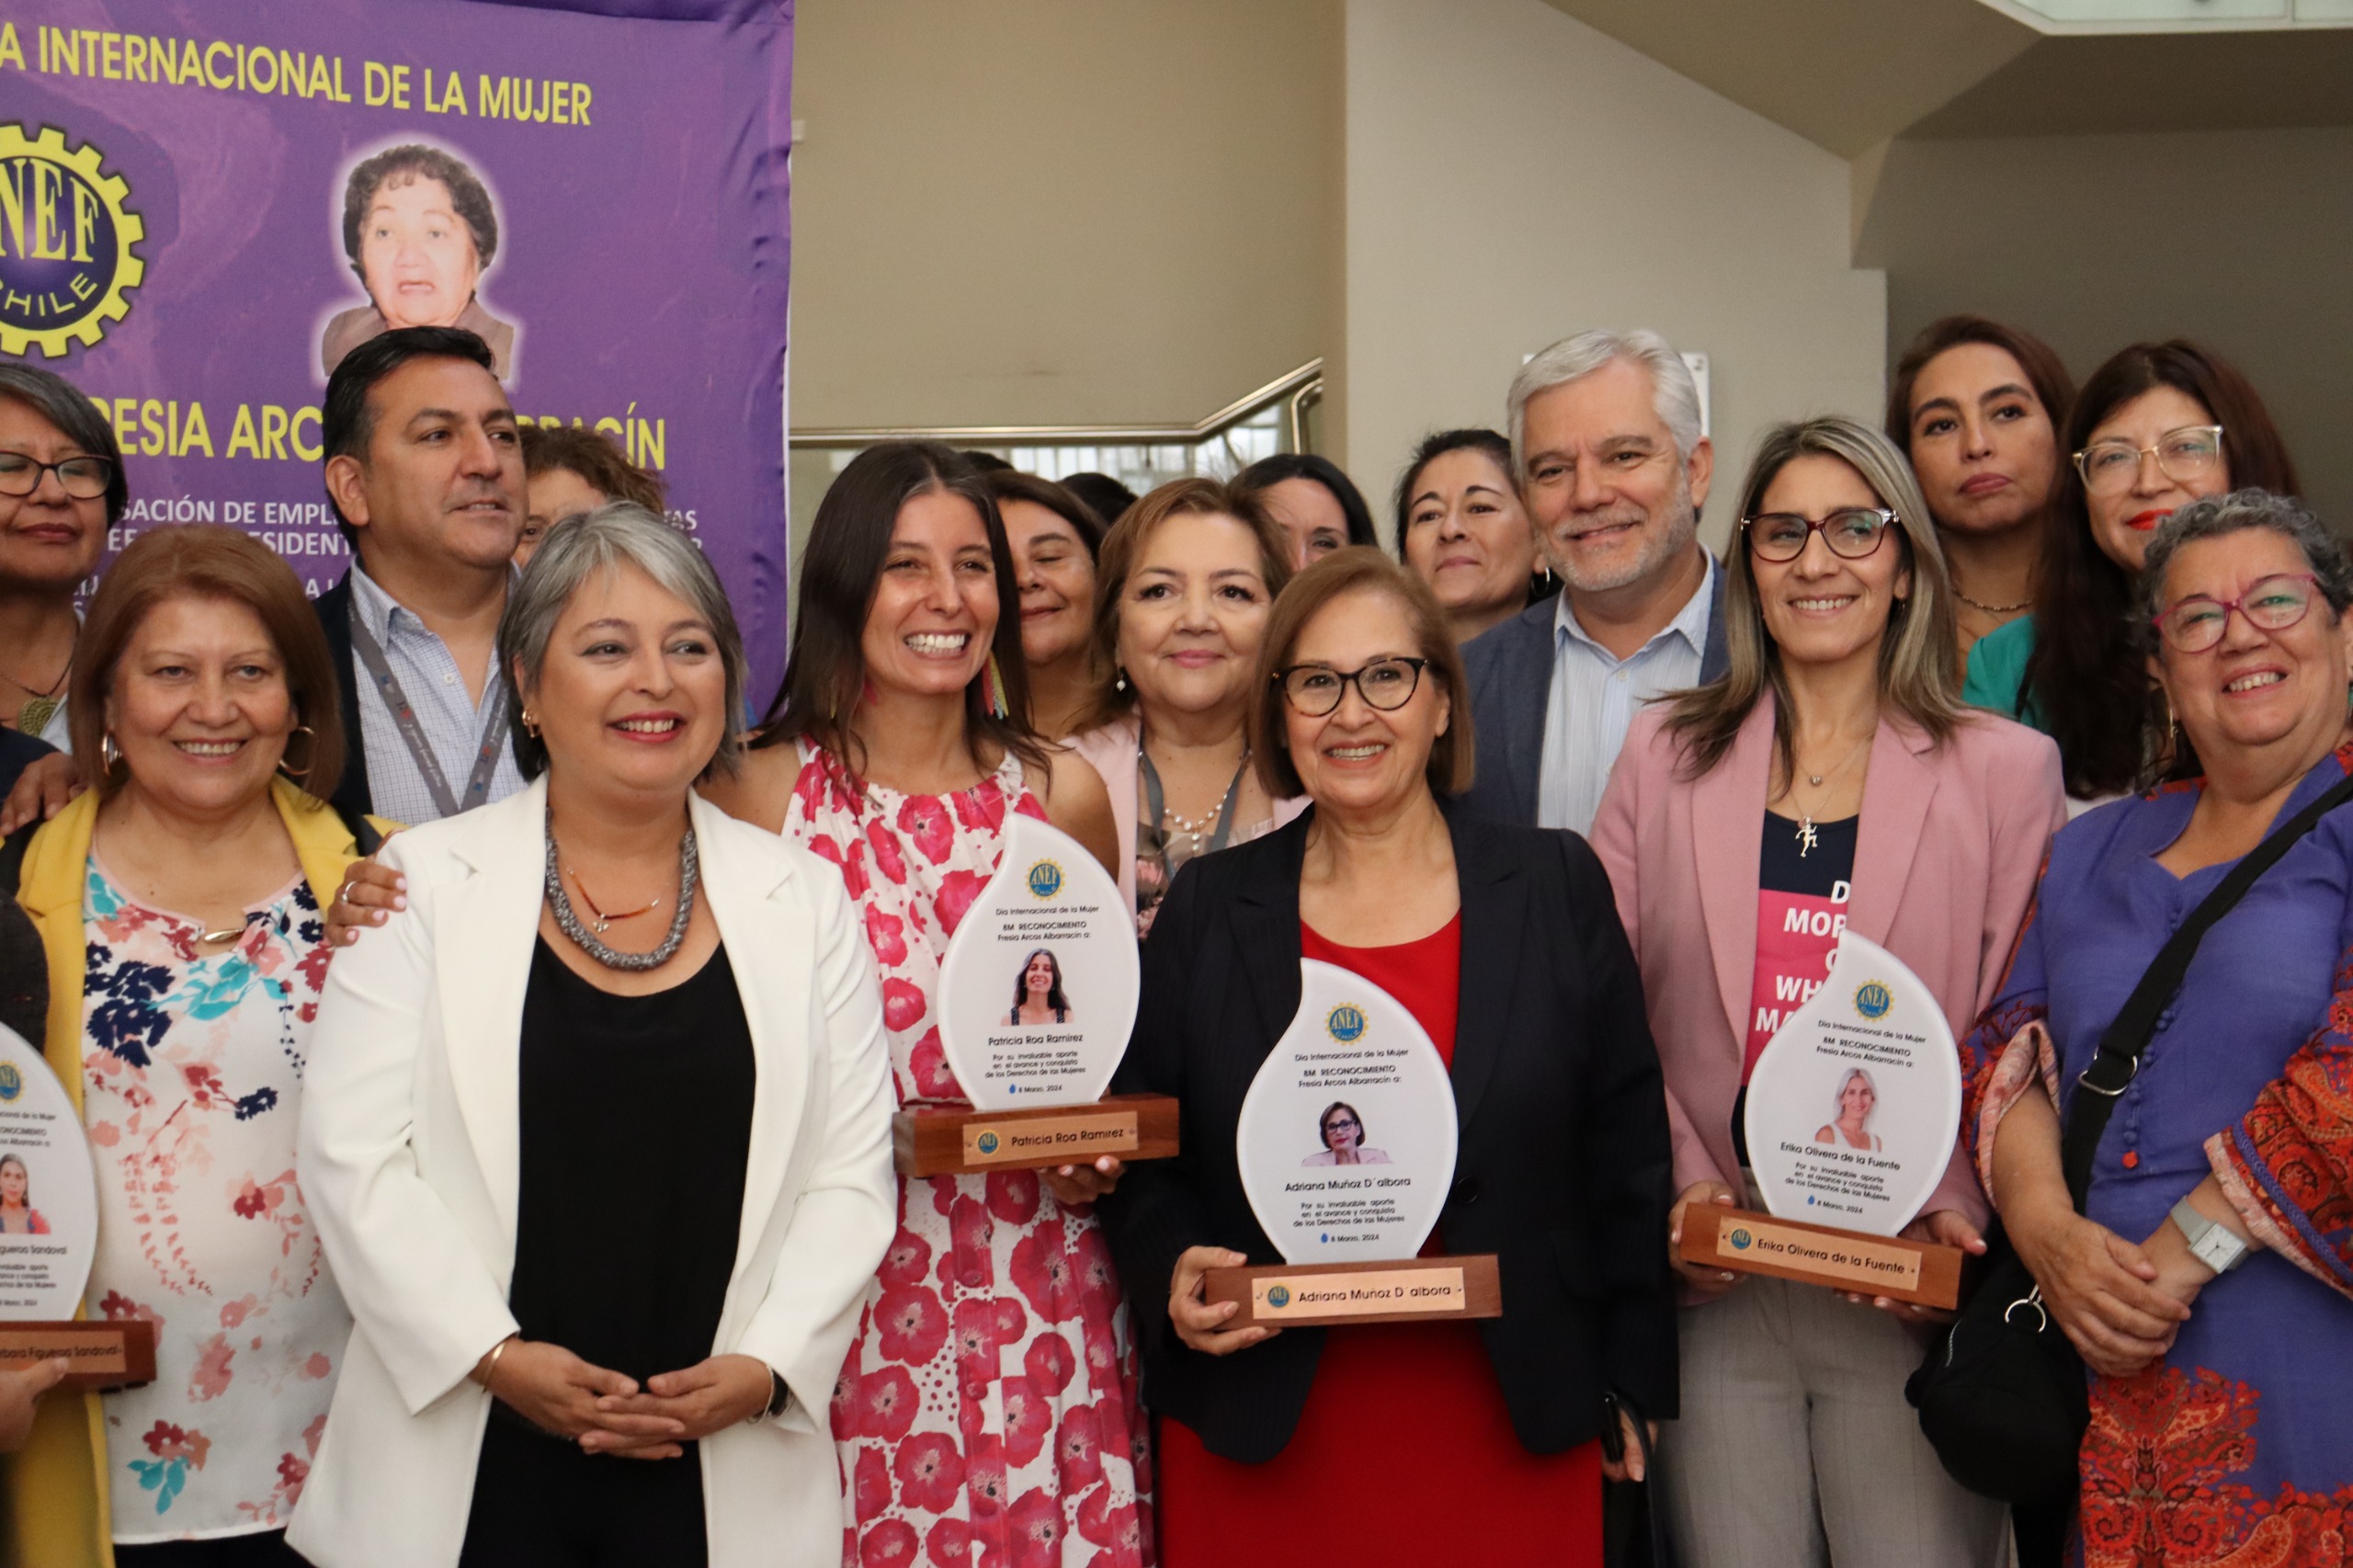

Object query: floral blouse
[80,860,348,1543]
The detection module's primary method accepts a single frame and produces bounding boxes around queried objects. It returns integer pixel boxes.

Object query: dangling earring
[277,723,319,782]
[519,710,541,739]
[1114,667,1130,695]
[101,732,122,771]
[984,652,1011,722]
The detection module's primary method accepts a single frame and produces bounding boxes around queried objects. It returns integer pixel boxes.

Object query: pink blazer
[1589,696,2063,1234]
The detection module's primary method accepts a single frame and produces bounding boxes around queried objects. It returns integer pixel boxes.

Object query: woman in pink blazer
[1590,416,2063,1568]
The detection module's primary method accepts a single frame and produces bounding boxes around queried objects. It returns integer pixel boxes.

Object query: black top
[510,937,755,1384]
[1097,803,1678,1464]
[1759,810,1858,894]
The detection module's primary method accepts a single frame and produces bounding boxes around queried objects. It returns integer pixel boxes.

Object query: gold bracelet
[477,1335,516,1396]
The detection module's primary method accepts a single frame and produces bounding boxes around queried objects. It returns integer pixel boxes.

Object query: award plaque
[1203,960,1501,1328]
[1677,931,1971,1309]
[893,815,1176,1176]
[0,1025,154,1389]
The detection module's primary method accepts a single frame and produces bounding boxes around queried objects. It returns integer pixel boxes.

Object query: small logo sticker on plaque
[975,1131,1000,1155]
[1853,981,1893,1020]
[0,1062,18,1101]
[1324,1005,1367,1043]
[1267,1285,1290,1309]
[1026,860,1063,900]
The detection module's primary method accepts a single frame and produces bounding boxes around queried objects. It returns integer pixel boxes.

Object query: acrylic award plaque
[893,814,1176,1177]
[0,1024,154,1388]
[1676,931,1970,1309]
[1203,960,1501,1328]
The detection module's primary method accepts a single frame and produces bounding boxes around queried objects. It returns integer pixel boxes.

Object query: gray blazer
[1455,565,1730,827]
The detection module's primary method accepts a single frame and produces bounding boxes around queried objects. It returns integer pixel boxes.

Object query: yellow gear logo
[0,123,145,358]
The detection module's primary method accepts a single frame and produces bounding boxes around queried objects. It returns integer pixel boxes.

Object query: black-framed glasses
[2151,572,2319,654]
[1741,507,1896,563]
[2074,425,2223,498]
[1323,1116,1360,1133]
[1276,657,1430,716]
[0,452,115,501]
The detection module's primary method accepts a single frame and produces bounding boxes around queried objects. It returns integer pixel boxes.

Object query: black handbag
[1908,771,2353,1506]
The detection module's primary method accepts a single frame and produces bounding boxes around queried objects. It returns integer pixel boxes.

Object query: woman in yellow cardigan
[5,526,391,1568]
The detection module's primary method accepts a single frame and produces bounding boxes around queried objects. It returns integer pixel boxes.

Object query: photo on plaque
[1006,948,1074,1028]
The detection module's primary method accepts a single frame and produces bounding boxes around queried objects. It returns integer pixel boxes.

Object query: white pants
[1655,1275,2008,1568]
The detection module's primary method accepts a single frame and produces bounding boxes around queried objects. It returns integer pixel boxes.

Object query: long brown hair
[1072,477,1292,736]
[71,526,345,801]
[2022,341,2301,796]
[1663,417,1962,782]
[756,441,1043,780]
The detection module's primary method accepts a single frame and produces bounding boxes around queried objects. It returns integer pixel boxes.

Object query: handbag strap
[2060,768,2353,1207]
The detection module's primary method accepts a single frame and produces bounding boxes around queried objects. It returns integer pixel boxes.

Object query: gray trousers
[1655,1276,2008,1568]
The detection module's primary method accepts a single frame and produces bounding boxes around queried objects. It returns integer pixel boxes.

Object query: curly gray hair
[2135,489,2353,656]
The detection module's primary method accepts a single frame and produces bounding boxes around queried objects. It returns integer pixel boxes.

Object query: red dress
[1155,915,1603,1568]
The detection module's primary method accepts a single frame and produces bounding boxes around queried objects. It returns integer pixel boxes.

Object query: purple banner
[0,0,794,691]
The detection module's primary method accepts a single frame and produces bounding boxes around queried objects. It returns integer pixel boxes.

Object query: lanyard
[347,598,509,819]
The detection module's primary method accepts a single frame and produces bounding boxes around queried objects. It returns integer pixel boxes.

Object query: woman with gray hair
[290,504,896,1568]
[1961,489,2353,1560]
[1590,415,2063,1567]
[0,363,125,756]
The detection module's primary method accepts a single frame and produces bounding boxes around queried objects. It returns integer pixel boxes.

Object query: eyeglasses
[1277,657,1430,717]
[1324,1117,1360,1133]
[2074,425,2223,498]
[1741,508,1897,563]
[2151,572,2320,654]
[0,452,115,501]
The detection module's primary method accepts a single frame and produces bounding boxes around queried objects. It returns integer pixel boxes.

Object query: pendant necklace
[563,864,663,935]
[1790,733,1871,858]
[544,812,699,971]
[4,651,70,737]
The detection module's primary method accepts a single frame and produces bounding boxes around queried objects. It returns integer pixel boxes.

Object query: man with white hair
[1458,329,1728,833]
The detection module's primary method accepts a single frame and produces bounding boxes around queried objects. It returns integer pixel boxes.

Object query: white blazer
[289,779,895,1568]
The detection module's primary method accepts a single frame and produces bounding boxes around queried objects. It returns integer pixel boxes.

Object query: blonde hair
[1662,416,1963,782]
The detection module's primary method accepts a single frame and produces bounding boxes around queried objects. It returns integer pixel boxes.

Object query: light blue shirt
[347,564,527,826]
[1536,555,1717,835]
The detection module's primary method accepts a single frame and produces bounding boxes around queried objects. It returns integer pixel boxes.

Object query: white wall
[1345,0,1888,549]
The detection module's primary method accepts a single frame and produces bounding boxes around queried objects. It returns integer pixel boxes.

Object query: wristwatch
[2170,1197,2250,1274]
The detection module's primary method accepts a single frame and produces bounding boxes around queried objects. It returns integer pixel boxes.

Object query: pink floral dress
[78,861,346,1543]
[780,745,1154,1568]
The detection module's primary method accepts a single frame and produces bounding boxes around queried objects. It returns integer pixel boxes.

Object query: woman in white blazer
[290,506,895,1568]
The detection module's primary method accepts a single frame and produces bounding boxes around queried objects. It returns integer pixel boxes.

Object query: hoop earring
[100,732,122,771]
[277,723,319,782]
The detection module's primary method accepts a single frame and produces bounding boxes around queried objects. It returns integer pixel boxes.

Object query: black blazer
[1097,803,1677,1464]
[313,573,374,822]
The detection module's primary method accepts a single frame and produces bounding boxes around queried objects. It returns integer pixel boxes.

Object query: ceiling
[1540,0,2353,153]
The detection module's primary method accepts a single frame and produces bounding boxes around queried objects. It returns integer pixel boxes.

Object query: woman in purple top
[1963,490,2353,1561]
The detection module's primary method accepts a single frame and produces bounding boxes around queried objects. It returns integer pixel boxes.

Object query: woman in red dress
[1099,550,1677,1567]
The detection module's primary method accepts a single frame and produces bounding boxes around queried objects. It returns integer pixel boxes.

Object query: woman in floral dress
[710,442,1150,1568]
[6,527,386,1568]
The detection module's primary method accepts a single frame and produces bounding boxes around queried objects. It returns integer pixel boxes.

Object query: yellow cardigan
[3,779,385,1568]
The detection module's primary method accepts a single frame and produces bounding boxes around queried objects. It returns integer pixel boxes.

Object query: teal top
[1961,615,2043,728]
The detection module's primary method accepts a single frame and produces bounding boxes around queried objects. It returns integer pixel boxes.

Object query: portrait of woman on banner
[322,143,518,379]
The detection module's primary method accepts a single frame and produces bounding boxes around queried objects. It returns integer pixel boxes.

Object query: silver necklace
[544,814,699,971]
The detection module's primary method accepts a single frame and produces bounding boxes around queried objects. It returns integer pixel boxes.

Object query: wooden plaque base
[0,1320,158,1390]
[893,1093,1179,1177]
[1203,1254,1502,1328]
[1677,1206,1963,1310]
